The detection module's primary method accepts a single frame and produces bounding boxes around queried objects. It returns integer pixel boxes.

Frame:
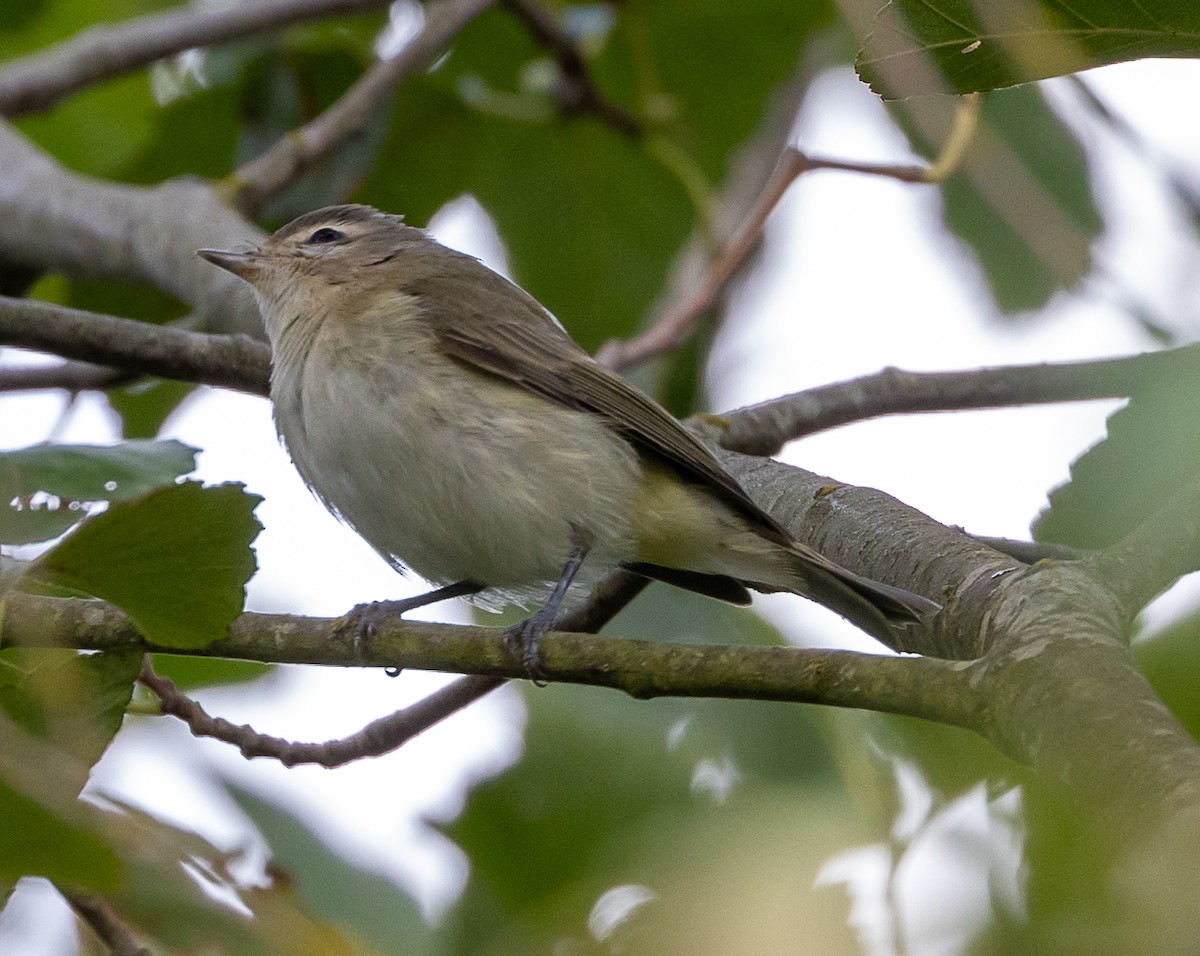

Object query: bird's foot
[503,605,558,686]
[337,581,483,665]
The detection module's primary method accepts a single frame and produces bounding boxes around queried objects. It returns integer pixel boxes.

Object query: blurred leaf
[857,0,1200,98]
[95,801,338,956]
[867,712,1025,803]
[0,782,122,889]
[27,272,187,324]
[448,587,841,950]
[365,0,829,355]
[0,0,177,61]
[29,481,262,648]
[0,440,197,545]
[239,47,388,223]
[1034,374,1200,548]
[108,378,198,439]
[119,82,243,183]
[889,85,1101,313]
[0,0,48,33]
[228,784,431,956]
[1136,612,1200,740]
[150,653,273,691]
[15,73,158,176]
[0,647,140,780]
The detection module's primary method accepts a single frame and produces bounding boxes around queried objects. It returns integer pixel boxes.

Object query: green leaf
[30,482,262,648]
[0,782,123,889]
[888,85,1101,312]
[1034,374,1200,548]
[227,784,431,956]
[240,48,389,224]
[445,588,839,949]
[107,378,198,440]
[0,440,198,545]
[857,0,1200,99]
[1136,613,1200,739]
[118,82,243,184]
[0,647,141,779]
[365,0,830,354]
[149,654,273,691]
[90,802,346,956]
[15,73,158,176]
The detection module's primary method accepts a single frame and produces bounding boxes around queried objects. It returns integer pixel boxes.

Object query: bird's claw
[503,608,555,686]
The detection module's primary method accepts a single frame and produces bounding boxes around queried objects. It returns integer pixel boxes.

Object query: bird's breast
[270,317,644,599]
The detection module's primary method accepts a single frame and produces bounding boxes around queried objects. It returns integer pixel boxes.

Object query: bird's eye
[306,227,345,245]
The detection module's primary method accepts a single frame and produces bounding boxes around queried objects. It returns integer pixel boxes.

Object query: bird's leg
[505,534,590,681]
[342,580,484,656]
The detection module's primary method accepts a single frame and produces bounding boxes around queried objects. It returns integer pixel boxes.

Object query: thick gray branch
[0,121,264,338]
[704,432,1018,659]
[977,561,1200,835]
[0,0,394,117]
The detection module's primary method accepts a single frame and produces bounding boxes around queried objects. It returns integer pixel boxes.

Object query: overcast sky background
[2,54,1198,955]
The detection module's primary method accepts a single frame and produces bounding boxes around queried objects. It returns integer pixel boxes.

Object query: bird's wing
[409,270,787,538]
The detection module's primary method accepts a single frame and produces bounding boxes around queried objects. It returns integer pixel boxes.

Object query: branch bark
[2,592,978,730]
[228,0,497,215]
[0,121,265,339]
[0,0,399,117]
[0,296,270,395]
[720,348,1200,455]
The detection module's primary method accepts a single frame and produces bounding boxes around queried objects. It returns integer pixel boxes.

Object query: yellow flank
[632,462,788,585]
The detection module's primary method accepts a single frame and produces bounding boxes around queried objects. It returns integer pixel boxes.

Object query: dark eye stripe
[307,227,345,244]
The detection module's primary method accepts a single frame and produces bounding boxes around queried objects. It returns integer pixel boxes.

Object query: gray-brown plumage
[199,204,936,660]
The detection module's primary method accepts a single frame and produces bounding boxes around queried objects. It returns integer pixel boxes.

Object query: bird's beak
[197,247,262,282]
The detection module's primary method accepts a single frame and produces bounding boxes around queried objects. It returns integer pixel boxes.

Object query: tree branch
[500,0,642,138]
[597,96,980,372]
[976,560,1200,835]
[2,592,979,731]
[0,357,134,394]
[228,0,497,215]
[133,572,649,768]
[140,657,504,768]
[0,0,396,117]
[720,347,1200,455]
[0,121,266,339]
[0,296,270,396]
[63,891,150,956]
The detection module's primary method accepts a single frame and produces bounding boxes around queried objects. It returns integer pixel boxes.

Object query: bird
[198,204,935,673]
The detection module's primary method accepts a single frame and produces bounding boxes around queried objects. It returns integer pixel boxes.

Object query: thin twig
[135,574,648,767]
[0,295,270,396]
[228,0,497,215]
[139,657,503,767]
[501,0,641,138]
[64,891,150,956]
[597,96,981,372]
[720,346,1200,456]
[0,0,395,117]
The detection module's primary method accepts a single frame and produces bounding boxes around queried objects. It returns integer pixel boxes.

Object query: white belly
[271,318,643,609]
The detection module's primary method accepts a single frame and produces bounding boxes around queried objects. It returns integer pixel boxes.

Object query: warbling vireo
[199,204,935,670]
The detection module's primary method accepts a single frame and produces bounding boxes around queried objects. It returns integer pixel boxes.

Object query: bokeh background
[3,1,1200,952]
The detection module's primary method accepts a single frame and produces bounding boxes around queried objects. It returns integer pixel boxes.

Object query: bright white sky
[2,57,1199,956]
